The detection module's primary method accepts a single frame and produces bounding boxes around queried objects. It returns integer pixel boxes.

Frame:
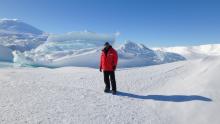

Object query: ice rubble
[13,31,115,67]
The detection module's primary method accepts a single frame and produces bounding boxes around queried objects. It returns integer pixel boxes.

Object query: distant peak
[118,40,153,54]
[0,18,43,35]
[121,40,149,49]
[123,40,140,46]
[124,40,135,44]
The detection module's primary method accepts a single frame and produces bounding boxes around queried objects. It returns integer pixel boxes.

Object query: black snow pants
[103,71,117,91]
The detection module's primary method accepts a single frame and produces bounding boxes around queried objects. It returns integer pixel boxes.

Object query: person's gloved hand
[113,65,116,71]
[99,67,102,72]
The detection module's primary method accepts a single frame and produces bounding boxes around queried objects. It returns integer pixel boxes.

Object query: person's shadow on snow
[116,91,212,102]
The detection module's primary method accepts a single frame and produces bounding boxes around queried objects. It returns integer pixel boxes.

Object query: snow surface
[153,44,220,59]
[0,56,219,124]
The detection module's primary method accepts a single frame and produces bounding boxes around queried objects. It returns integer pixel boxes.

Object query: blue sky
[0,0,220,47]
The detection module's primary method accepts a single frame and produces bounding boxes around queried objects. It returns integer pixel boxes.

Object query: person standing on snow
[99,42,118,95]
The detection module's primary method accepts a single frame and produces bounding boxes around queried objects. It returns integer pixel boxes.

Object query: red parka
[100,47,118,71]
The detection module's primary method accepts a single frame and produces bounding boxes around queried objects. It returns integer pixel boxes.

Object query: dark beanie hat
[104,42,110,46]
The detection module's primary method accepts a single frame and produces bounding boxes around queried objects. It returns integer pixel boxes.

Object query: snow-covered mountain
[154,44,220,59]
[0,19,47,52]
[117,41,186,67]
[0,19,43,35]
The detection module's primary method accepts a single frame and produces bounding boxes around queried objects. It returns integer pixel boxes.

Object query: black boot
[104,88,110,93]
[112,90,117,95]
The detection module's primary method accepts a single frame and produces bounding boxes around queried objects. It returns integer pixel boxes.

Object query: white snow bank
[153,44,220,59]
[0,45,13,61]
